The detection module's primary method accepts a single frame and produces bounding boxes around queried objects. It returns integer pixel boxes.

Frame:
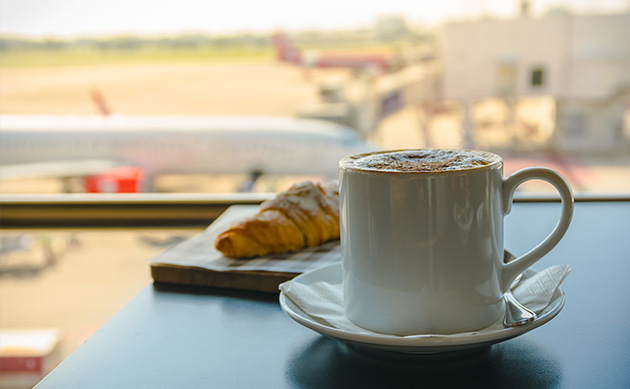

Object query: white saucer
[279,263,565,354]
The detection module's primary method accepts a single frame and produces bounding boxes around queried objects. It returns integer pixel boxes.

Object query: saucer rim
[279,263,565,353]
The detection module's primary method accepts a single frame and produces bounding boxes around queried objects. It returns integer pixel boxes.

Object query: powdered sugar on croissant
[214,181,340,258]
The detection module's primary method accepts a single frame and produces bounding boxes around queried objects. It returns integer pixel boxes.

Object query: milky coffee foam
[341,149,500,173]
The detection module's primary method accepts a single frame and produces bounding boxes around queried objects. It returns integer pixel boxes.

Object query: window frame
[1,193,628,230]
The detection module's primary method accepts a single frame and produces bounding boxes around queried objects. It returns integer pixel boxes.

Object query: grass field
[0,40,395,68]
[0,47,274,68]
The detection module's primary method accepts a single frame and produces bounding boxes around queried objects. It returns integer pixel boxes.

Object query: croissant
[214,181,340,258]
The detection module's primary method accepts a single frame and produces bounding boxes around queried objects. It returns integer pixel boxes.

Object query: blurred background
[1,0,629,386]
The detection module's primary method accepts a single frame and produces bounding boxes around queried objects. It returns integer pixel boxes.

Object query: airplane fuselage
[0,115,376,181]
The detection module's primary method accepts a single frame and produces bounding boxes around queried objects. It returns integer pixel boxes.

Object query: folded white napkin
[279,265,571,337]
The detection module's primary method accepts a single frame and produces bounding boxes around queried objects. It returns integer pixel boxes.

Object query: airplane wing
[0,159,126,180]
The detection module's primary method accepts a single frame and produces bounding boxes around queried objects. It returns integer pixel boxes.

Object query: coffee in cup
[339,148,573,335]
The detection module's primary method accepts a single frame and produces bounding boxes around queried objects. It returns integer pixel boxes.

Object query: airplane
[0,115,377,193]
[271,32,397,73]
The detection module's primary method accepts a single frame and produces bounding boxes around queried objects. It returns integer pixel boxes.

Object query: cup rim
[339,148,503,174]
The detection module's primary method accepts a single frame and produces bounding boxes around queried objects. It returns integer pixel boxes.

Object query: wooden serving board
[149,206,341,293]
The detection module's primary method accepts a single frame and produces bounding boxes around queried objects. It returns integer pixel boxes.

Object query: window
[530,67,545,87]
[1,1,629,374]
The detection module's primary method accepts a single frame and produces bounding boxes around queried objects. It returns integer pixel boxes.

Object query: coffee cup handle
[500,167,574,292]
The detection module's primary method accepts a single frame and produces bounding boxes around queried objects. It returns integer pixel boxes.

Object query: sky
[0,0,628,37]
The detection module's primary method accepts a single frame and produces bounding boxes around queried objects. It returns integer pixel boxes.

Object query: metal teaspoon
[503,289,536,327]
[503,251,537,327]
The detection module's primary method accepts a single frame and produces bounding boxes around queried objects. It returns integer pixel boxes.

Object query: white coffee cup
[339,149,573,335]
